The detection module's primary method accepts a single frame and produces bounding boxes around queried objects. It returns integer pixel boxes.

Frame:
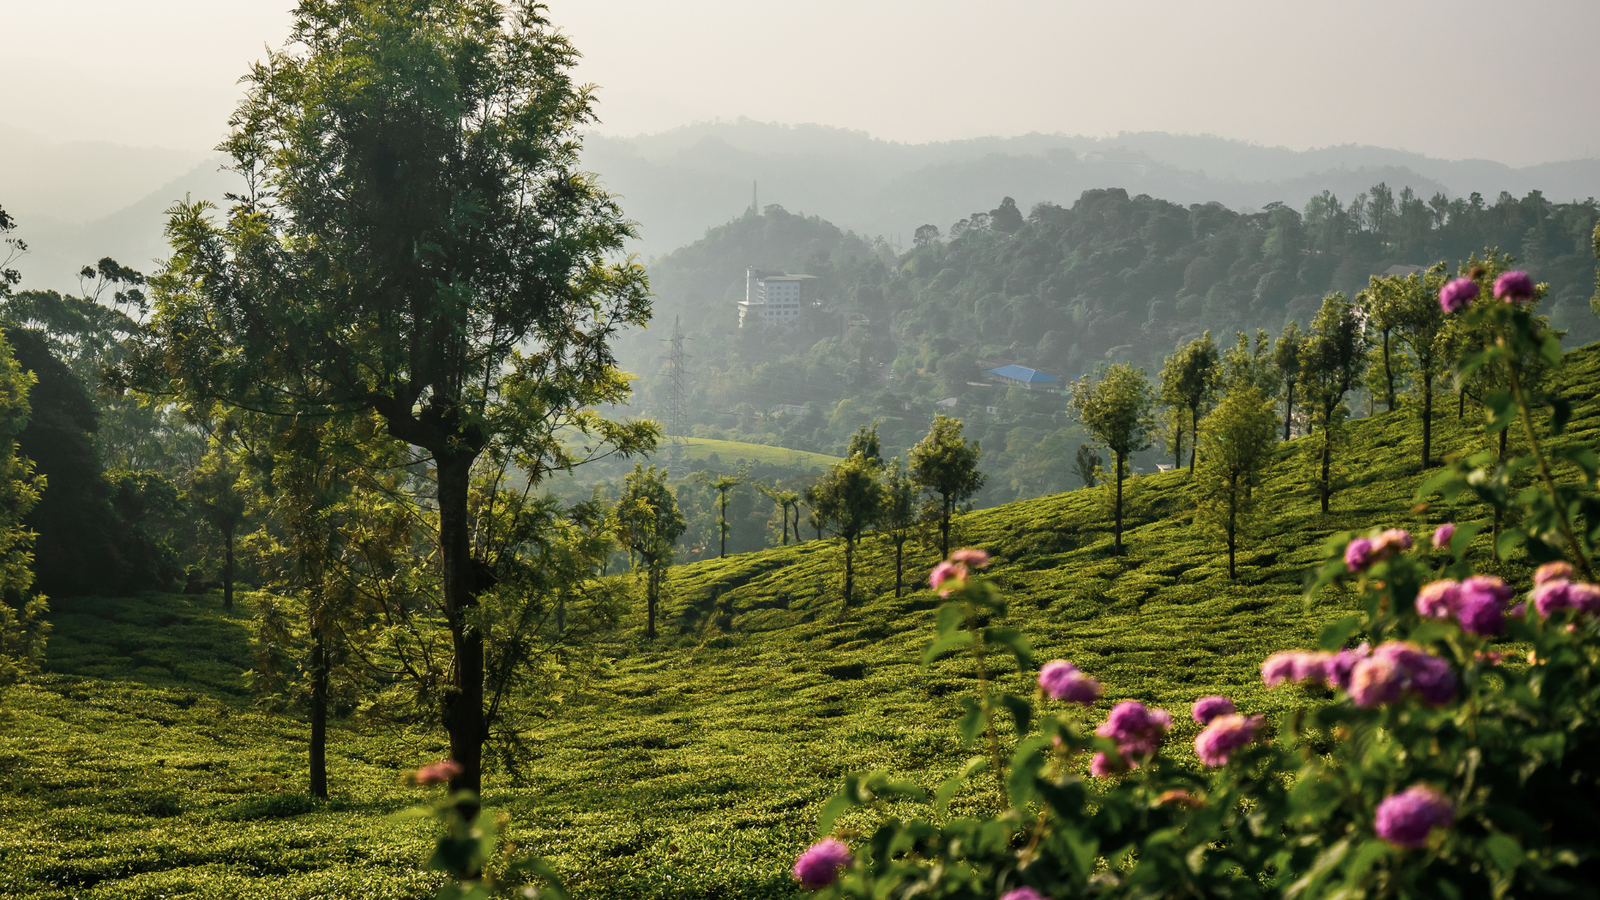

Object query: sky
[3,0,1599,166]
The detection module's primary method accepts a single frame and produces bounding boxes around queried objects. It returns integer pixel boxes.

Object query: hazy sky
[4,0,1598,166]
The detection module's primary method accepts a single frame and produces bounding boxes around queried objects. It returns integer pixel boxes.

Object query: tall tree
[1158,332,1218,475]
[1272,321,1307,440]
[909,415,985,558]
[0,331,45,688]
[757,483,800,546]
[695,469,744,558]
[1195,384,1278,579]
[1360,280,1406,413]
[187,442,247,609]
[1383,266,1451,469]
[129,1,656,796]
[616,464,686,640]
[1073,444,1102,489]
[1301,294,1370,513]
[1069,364,1155,555]
[1222,329,1278,398]
[879,458,917,598]
[812,452,886,607]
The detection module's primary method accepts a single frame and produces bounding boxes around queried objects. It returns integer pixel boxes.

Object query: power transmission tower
[662,315,691,464]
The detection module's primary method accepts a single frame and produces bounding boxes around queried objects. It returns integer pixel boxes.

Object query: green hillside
[4,344,1598,899]
[671,436,841,470]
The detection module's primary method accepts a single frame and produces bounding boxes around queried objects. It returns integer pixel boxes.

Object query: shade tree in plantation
[1273,320,1307,440]
[811,450,885,607]
[186,440,247,609]
[128,1,656,797]
[1380,266,1452,469]
[756,483,800,545]
[695,467,745,558]
[1222,330,1278,401]
[0,331,44,687]
[1073,444,1102,489]
[1361,281,1407,413]
[1300,294,1370,513]
[1158,332,1218,474]
[909,415,985,558]
[616,464,686,639]
[1069,364,1155,555]
[1195,383,1279,579]
[879,458,918,598]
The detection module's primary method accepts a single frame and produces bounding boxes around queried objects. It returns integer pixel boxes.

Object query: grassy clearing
[3,346,1597,899]
[669,436,841,470]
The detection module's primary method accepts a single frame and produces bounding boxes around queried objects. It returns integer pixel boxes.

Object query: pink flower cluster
[1038,660,1102,706]
[1344,529,1412,572]
[928,548,990,597]
[1529,561,1600,618]
[1262,642,1455,707]
[1415,576,1513,636]
[1374,785,1455,849]
[1194,712,1264,767]
[792,838,852,889]
[1493,270,1535,304]
[998,889,1050,900]
[1190,695,1234,725]
[1092,701,1172,776]
[1438,277,1478,313]
[1431,522,1455,550]
[413,759,463,786]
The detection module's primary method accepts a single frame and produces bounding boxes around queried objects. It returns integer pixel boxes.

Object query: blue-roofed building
[986,364,1061,390]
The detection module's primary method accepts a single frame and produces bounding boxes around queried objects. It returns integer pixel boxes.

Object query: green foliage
[1069,363,1156,553]
[1302,293,1370,512]
[1072,443,1101,489]
[910,416,985,558]
[1195,384,1279,579]
[1158,331,1219,473]
[618,464,688,638]
[0,330,43,685]
[811,451,887,606]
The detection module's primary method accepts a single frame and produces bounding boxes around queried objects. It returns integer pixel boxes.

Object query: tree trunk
[223,526,235,610]
[939,494,952,558]
[646,563,657,639]
[1189,405,1199,474]
[436,454,484,799]
[1227,474,1238,580]
[843,536,854,606]
[1319,411,1332,514]
[719,491,728,558]
[1421,370,1433,469]
[1283,379,1294,440]
[1174,421,1183,469]
[1114,450,1125,555]
[1383,331,1395,413]
[893,539,904,598]
[310,625,328,799]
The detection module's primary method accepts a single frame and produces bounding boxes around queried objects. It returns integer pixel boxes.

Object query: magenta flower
[1377,528,1413,553]
[1493,270,1535,304]
[1089,751,1126,778]
[1431,522,1456,550]
[1323,644,1371,691]
[1532,579,1574,617]
[1191,695,1235,725]
[1262,650,1331,687]
[1096,701,1171,759]
[1461,575,1512,605]
[1571,583,1600,614]
[929,561,966,596]
[1406,654,1459,705]
[1456,593,1505,637]
[1415,580,1461,619]
[1438,277,1478,313]
[1534,561,1573,585]
[1194,713,1264,767]
[792,838,852,889]
[1348,656,1404,707]
[1261,651,1298,687]
[1038,660,1101,706]
[1344,537,1376,572]
[413,759,463,786]
[948,547,991,568]
[999,889,1049,900]
[1375,785,1455,849]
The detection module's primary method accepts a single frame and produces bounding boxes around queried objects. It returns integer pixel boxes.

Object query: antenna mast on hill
[662,315,691,464]
[752,180,758,215]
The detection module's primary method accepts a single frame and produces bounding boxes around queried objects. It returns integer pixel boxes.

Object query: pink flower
[1534,561,1573,585]
[1345,537,1376,572]
[1377,528,1413,553]
[999,889,1049,900]
[1415,580,1461,619]
[948,547,991,568]
[1493,270,1535,304]
[1191,695,1235,725]
[1571,583,1600,614]
[1194,713,1264,767]
[1262,650,1331,687]
[1323,644,1371,691]
[1461,575,1512,605]
[792,838,852,889]
[1261,651,1298,687]
[1097,701,1171,760]
[1348,656,1404,707]
[1375,785,1454,848]
[1038,660,1101,706]
[929,561,966,596]
[1438,278,1478,313]
[413,759,463,786]
[1532,580,1574,617]
[1431,522,1456,549]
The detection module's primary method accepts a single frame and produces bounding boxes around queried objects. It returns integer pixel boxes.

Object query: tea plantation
[3,346,1597,899]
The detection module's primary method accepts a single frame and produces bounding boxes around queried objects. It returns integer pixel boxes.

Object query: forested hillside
[619,184,1600,510]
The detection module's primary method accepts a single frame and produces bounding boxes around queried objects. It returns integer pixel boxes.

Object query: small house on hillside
[987,364,1060,390]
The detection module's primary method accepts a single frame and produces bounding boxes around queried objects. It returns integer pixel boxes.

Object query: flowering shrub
[793,271,1600,898]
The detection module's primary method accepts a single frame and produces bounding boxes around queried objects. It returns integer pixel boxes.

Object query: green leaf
[958,697,986,746]
[998,693,1033,737]
[1495,527,1524,561]
[1484,833,1523,874]
[1318,616,1362,652]
[934,757,987,816]
[921,630,974,666]
[1416,469,1458,501]
[817,778,858,834]
[983,627,1033,669]
[1451,520,1487,560]
[934,601,966,636]
[1540,331,1563,367]
[1549,396,1573,434]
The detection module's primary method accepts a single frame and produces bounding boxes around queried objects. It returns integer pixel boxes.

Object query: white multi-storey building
[738,267,817,328]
